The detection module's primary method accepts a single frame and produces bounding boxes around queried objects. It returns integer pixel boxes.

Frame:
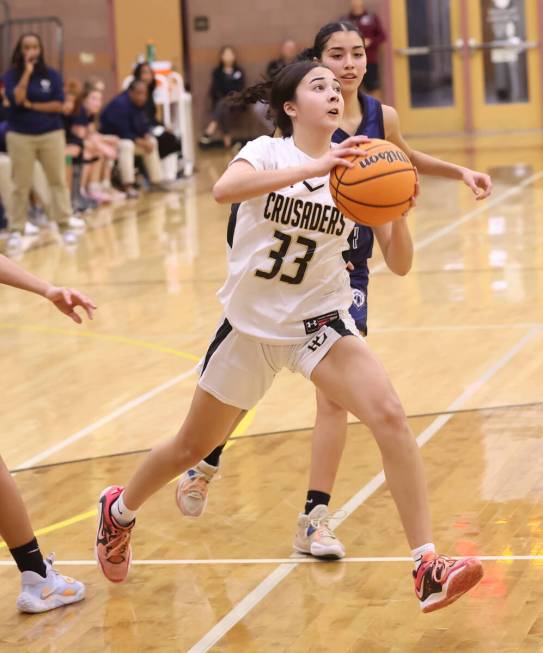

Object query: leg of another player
[0,456,37,551]
[311,336,483,611]
[308,390,347,497]
[0,457,85,613]
[293,391,349,560]
[176,410,247,518]
[123,388,241,510]
[96,387,242,582]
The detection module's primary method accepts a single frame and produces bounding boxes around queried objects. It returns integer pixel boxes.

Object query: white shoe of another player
[293,504,345,560]
[16,554,85,613]
[176,461,219,517]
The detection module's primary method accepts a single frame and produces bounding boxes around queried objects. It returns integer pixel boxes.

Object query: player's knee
[370,395,408,439]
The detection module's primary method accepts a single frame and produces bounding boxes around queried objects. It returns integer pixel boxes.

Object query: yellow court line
[1,409,257,547]
[0,323,200,362]
[0,508,98,550]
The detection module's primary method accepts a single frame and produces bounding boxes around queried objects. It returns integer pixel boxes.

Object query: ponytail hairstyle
[299,21,365,62]
[230,60,328,137]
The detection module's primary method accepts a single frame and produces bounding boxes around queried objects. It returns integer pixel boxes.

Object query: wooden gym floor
[1,133,543,652]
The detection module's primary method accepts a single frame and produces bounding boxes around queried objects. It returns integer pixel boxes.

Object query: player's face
[287,67,343,132]
[21,36,41,64]
[321,31,367,94]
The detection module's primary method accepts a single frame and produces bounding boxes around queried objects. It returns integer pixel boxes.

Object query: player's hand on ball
[461,168,492,200]
[402,167,419,217]
[308,136,370,177]
[45,286,97,323]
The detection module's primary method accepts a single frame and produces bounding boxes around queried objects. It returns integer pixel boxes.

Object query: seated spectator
[62,78,96,212]
[133,62,182,181]
[266,39,298,80]
[341,0,386,97]
[2,32,84,254]
[80,86,125,202]
[83,76,105,95]
[100,79,166,198]
[64,83,123,208]
[199,46,245,149]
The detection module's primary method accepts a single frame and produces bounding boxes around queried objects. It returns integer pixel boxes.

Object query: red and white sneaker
[95,486,134,583]
[414,553,483,613]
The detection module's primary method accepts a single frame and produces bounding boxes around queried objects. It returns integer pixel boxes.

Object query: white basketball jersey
[218,136,354,343]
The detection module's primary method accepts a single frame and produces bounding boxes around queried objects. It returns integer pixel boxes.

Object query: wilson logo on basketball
[358,150,410,169]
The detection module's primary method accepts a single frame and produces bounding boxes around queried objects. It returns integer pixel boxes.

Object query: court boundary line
[186,327,541,653]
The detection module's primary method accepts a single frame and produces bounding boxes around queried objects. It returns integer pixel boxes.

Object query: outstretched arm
[0,255,96,323]
[383,105,492,200]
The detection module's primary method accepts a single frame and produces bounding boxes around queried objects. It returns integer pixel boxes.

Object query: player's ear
[283,101,296,119]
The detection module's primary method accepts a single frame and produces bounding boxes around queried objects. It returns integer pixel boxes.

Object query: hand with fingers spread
[44,286,97,324]
[461,168,492,200]
[306,135,371,178]
[0,254,97,324]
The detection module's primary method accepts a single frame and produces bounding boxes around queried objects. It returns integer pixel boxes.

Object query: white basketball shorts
[198,310,361,410]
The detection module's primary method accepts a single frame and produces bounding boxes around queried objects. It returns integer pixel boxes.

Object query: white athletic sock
[111,491,137,526]
[411,542,436,570]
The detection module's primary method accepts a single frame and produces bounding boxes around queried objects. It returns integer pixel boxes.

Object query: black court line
[10,400,543,475]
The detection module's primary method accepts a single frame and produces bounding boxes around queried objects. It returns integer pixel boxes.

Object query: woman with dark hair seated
[133,61,182,180]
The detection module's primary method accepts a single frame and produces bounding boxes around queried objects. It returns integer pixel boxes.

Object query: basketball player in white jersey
[178,20,492,570]
[96,60,483,612]
[0,254,93,612]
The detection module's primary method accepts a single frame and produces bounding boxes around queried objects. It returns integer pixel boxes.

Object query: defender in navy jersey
[333,91,382,334]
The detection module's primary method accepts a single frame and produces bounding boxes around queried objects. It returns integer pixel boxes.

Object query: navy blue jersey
[333,93,384,334]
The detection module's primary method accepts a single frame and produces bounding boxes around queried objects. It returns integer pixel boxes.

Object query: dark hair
[133,61,156,92]
[11,32,47,75]
[232,60,327,137]
[299,21,365,61]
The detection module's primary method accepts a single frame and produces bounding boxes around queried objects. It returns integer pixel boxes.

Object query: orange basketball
[329,138,416,227]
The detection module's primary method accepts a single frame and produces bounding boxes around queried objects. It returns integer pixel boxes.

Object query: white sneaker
[67,215,86,230]
[61,230,79,246]
[24,221,40,235]
[176,461,218,517]
[16,554,85,613]
[293,505,346,559]
[6,231,23,255]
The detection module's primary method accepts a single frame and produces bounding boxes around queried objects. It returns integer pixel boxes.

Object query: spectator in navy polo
[3,33,83,253]
[100,79,165,198]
